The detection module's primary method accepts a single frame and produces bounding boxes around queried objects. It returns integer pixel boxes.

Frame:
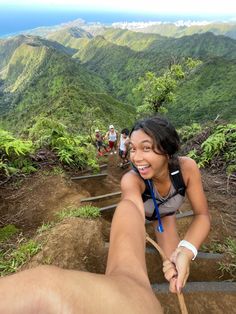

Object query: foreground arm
[0,173,162,314]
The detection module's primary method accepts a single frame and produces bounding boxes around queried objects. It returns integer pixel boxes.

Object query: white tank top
[119,135,128,151]
[109,131,117,142]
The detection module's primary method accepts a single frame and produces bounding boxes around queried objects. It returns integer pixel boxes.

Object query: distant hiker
[105,125,118,154]
[95,129,108,156]
[118,128,130,167]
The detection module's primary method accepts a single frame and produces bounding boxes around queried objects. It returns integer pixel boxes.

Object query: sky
[0,0,236,16]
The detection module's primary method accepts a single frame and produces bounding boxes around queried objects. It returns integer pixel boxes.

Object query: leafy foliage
[184,123,236,176]
[29,117,98,170]
[1,31,236,131]
[178,123,202,142]
[198,124,236,168]
[133,59,201,116]
[166,57,236,126]
[0,128,36,179]
[0,37,135,133]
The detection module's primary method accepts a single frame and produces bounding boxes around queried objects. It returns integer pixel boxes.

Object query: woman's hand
[162,259,178,293]
[170,247,192,293]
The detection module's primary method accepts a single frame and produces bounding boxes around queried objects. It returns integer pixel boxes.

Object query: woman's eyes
[129,146,152,152]
[129,147,135,153]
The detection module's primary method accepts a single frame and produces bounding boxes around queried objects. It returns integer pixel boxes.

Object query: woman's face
[129,129,168,179]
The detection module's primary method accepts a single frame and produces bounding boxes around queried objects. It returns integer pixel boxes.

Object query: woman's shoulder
[179,156,197,167]
[178,156,200,183]
[121,170,145,191]
[122,169,141,181]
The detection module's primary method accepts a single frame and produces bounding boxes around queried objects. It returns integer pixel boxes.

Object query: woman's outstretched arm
[0,178,162,314]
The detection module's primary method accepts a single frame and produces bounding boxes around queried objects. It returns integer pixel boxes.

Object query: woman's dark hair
[130,115,180,169]
[121,128,129,136]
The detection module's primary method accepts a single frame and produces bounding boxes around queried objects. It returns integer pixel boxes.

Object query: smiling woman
[122,115,211,293]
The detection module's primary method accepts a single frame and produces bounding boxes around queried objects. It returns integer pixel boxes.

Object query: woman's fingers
[162,260,177,282]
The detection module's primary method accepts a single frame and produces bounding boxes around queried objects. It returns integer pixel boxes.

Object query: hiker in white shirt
[105,125,118,154]
[118,128,130,167]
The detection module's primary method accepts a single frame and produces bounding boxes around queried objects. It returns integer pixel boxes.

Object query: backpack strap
[132,161,186,197]
[169,161,186,197]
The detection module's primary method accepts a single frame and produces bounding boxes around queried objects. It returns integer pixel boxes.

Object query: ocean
[0,7,234,38]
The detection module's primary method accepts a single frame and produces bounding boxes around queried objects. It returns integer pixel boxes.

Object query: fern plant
[199,124,236,167]
[0,129,36,178]
[29,117,98,170]
[178,123,202,142]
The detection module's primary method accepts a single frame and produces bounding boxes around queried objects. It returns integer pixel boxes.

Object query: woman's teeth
[137,165,149,170]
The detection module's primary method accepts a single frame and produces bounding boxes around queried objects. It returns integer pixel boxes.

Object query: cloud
[1,0,236,15]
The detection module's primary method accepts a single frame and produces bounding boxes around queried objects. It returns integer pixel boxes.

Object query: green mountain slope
[0,37,135,133]
[166,57,236,126]
[73,35,139,100]
[73,30,236,103]
[146,32,236,61]
[102,28,163,51]
[0,35,75,72]
[136,22,236,40]
[46,26,92,50]
[1,29,235,133]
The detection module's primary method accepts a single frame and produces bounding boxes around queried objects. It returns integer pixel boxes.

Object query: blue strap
[147,180,164,233]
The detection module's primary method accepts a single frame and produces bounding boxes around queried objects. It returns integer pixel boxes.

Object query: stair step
[153,282,236,314]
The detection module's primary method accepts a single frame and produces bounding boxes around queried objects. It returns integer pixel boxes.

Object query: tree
[134,58,202,116]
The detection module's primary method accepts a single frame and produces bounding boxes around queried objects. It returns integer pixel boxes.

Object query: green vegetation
[46,26,92,50]
[56,205,101,220]
[0,128,36,179]
[29,117,98,169]
[36,222,55,234]
[102,28,160,51]
[218,237,236,280]
[166,58,236,126]
[0,225,19,243]
[0,115,106,183]
[178,123,202,142]
[72,30,236,124]
[0,239,41,276]
[202,237,236,280]
[42,166,64,176]
[0,35,135,133]
[186,124,236,174]
[134,59,201,116]
[1,31,236,131]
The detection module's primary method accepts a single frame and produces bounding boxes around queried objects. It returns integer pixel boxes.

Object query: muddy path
[0,153,236,313]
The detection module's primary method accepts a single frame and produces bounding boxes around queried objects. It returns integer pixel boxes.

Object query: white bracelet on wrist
[178,240,198,260]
